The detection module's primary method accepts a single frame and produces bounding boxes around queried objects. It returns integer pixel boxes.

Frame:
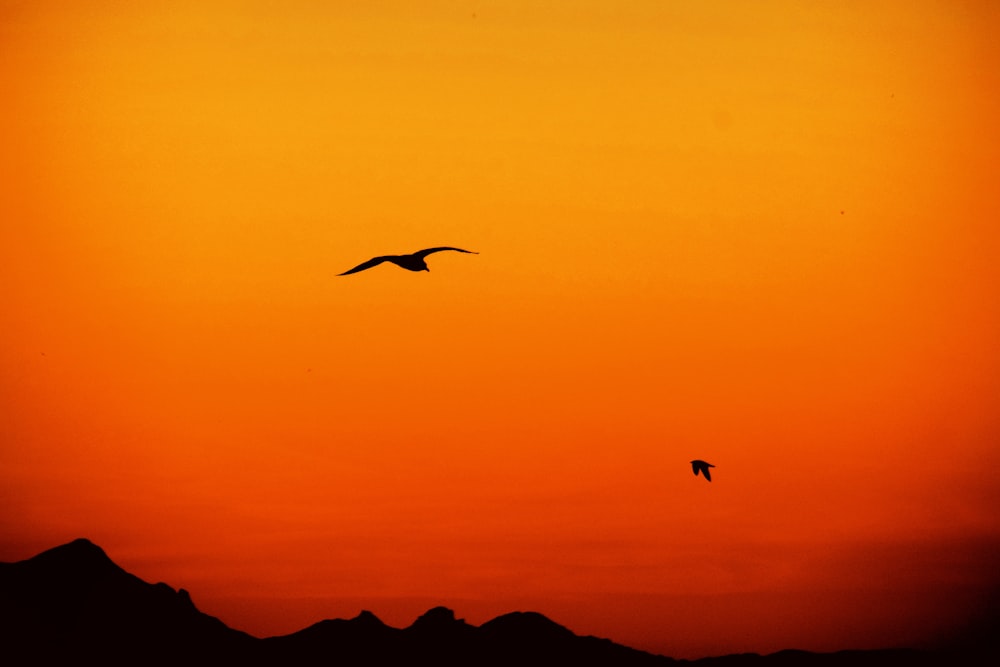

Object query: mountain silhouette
[263,603,669,666]
[0,539,957,666]
[0,539,255,665]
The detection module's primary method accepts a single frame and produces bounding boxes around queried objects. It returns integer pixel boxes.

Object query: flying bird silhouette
[691,460,715,482]
[337,247,478,276]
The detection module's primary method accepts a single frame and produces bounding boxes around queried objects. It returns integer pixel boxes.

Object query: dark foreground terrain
[0,539,976,666]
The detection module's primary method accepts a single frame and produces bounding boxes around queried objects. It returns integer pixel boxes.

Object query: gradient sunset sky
[2,0,999,659]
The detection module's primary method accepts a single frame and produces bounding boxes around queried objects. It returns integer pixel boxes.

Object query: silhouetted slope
[0,538,254,665]
[479,610,673,666]
[263,609,405,664]
[0,539,956,666]
[687,648,950,666]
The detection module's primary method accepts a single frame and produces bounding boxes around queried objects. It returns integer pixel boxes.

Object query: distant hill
[0,539,955,666]
[0,538,254,665]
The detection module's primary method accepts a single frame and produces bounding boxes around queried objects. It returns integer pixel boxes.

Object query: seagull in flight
[691,460,715,482]
[337,247,478,276]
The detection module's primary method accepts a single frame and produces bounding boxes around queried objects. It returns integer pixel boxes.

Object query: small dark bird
[337,247,478,276]
[691,460,715,482]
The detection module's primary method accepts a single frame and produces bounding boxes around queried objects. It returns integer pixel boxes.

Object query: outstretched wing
[412,247,478,259]
[338,256,392,276]
[691,460,714,481]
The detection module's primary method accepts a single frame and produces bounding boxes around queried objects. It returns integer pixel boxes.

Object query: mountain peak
[2,538,254,664]
[28,537,120,574]
[57,537,107,556]
[481,610,575,639]
[68,537,99,548]
[352,610,387,627]
[409,606,467,630]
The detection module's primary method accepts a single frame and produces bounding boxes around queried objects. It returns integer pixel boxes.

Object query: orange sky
[2,0,999,658]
